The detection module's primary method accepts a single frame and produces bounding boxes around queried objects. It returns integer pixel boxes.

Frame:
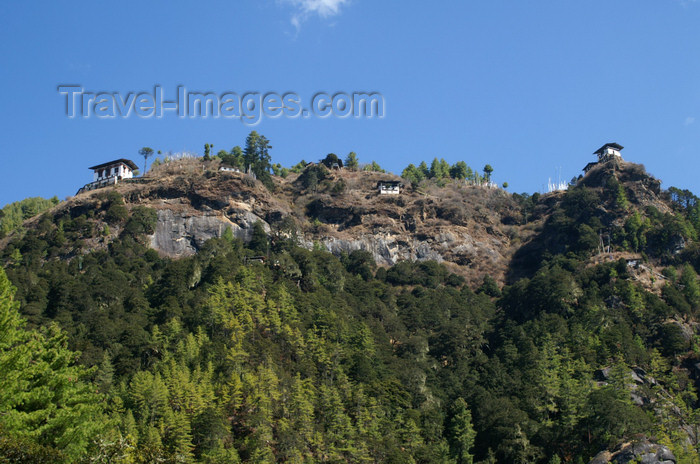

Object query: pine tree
[417,160,430,178]
[483,164,494,182]
[402,163,424,186]
[450,161,469,180]
[345,152,359,171]
[448,398,476,464]
[129,371,169,426]
[96,351,115,393]
[139,147,154,174]
[244,131,273,187]
[0,268,107,460]
[439,158,451,179]
[203,143,213,161]
[534,336,562,426]
[162,408,194,461]
[680,264,700,309]
[430,158,443,179]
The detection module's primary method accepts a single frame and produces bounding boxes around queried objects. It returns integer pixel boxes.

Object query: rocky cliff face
[589,440,675,464]
[297,188,518,273]
[581,158,666,211]
[149,209,269,258]
[43,162,525,285]
[18,157,673,287]
[147,203,508,276]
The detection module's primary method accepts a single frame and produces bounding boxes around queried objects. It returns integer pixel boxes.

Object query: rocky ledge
[590,440,675,464]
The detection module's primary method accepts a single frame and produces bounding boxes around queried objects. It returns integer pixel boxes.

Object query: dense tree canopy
[0,268,106,462]
[2,173,700,462]
[0,196,59,238]
[402,158,483,186]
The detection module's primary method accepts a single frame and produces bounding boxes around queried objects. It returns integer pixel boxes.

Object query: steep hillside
[510,159,684,283]
[10,157,529,286]
[3,155,700,463]
[8,156,687,289]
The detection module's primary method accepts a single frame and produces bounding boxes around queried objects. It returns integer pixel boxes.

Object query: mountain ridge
[3,155,683,290]
[3,154,700,463]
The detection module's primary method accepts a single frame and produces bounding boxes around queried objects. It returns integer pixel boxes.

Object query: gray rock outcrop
[318,235,443,266]
[589,441,675,464]
[150,209,269,257]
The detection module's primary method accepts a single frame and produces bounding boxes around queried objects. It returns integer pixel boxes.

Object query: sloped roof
[377,181,402,187]
[88,158,139,171]
[593,143,624,155]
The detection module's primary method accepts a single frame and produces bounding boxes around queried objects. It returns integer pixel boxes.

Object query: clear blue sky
[2,0,700,206]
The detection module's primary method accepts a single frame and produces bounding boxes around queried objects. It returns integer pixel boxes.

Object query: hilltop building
[584,143,623,174]
[90,159,138,182]
[77,158,138,194]
[378,181,402,195]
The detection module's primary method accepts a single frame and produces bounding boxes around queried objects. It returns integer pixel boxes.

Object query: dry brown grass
[147,156,214,178]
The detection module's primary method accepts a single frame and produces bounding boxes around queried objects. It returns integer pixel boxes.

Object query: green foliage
[244,131,274,189]
[271,163,289,177]
[105,192,128,224]
[679,264,700,310]
[344,152,359,171]
[418,161,429,178]
[430,157,451,179]
[298,164,328,192]
[362,160,384,172]
[218,146,245,169]
[290,160,308,174]
[139,147,154,173]
[584,378,652,447]
[624,211,649,252]
[123,206,157,236]
[0,432,66,463]
[448,398,476,464]
[6,180,700,462]
[0,196,60,237]
[658,323,689,356]
[478,275,501,297]
[450,161,469,180]
[669,186,700,236]
[321,153,341,169]
[401,159,484,186]
[249,221,269,255]
[402,163,425,186]
[0,268,106,461]
[331,178,346,195]
[606,176,628,209]
[502,264,583,321]
[342,249,376,281]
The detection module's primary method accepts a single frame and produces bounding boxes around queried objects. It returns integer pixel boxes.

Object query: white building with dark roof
[594,142,623,161]
[378,181,402,195]
[77,158,139,194]
[584,143,624,173]
[89,159,138,182]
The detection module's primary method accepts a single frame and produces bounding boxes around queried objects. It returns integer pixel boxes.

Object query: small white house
[77,158,139,194]
[89,159,138,182]
[584,143,624,173]
[594,143,623,162]
[378,181,401,195]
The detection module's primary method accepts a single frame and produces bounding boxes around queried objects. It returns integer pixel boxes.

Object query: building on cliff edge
[583,142,623,174]
[76,158,139,194]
